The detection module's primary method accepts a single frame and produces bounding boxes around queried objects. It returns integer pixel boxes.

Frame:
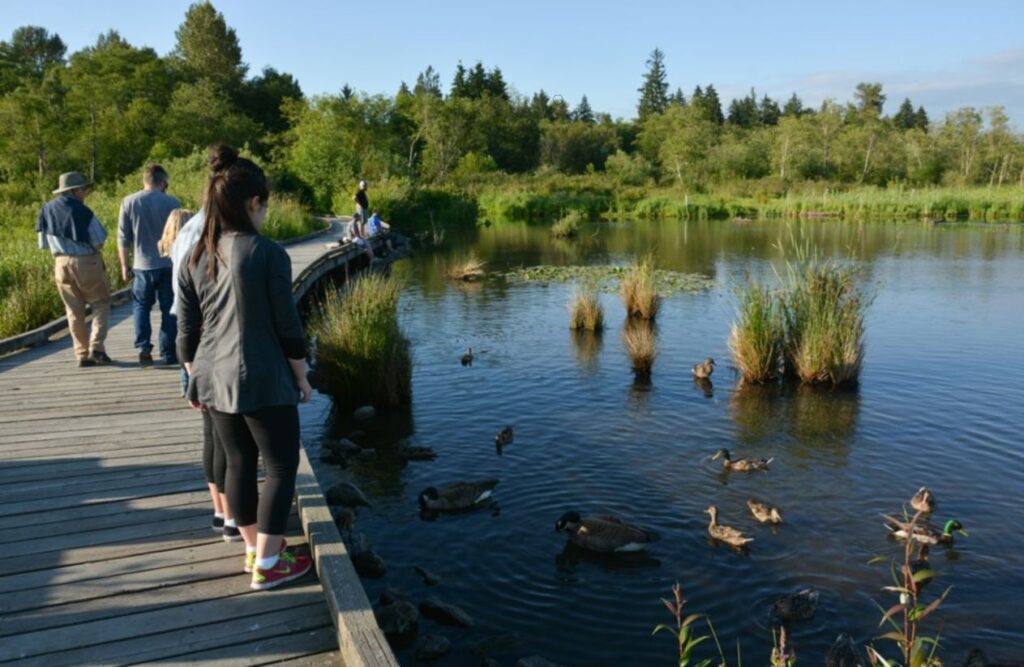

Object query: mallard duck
[692,358,715,379]
[555,512,659,553]
[460,347,474,367]
[825,633,861,667]
[712,448,773,472]
[418,479,499,511]
[495,425,514,448]
[772,588,819,623]
[705,506,753,547]
[747,498,783,524]
[883,515,967,545]
[910,486,936,513]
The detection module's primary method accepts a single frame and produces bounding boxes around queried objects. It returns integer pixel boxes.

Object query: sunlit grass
[623,321,657,379]
[551,210,584,238]
[568,281,604,332]
[445,253,487,281]
[728,282,785,383]
[308,273,412,409]
[620,254,661,320]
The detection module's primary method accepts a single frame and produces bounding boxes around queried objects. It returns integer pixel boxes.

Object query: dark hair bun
[207,144,239,173]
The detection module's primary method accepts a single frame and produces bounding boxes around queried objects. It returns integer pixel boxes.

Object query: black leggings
[208,405,300,535]
[201,410,227,493]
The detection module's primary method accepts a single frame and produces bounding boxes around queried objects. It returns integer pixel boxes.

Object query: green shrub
[729,282,785,383]
[551,210,585,238]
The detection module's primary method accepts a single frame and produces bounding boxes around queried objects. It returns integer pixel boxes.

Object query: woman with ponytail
[176,144,313,590]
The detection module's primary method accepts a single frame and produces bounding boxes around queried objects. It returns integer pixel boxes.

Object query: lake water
[300,219,1024,666]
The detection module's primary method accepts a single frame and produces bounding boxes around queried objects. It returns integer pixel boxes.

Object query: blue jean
[132,267,177,360]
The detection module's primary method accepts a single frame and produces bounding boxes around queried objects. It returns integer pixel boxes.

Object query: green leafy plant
[653,582,727,667]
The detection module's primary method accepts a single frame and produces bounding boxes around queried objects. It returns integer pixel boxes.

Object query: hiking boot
[223,524,243,542]
[211,515,224,533]
[90,350,112,365]
[251,549,312,591]
[139,351,153,367]
[78,357,97,368]
[244,538,288,573]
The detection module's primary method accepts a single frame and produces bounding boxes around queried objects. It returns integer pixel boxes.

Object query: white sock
[214,512,225,519]
[255,554,279,570]
[245,545,257,555]
[224,518,237,528]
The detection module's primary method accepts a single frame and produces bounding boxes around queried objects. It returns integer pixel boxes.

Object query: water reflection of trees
[730,382,860,462]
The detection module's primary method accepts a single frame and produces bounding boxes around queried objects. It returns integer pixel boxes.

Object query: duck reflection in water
[693,377,714,398]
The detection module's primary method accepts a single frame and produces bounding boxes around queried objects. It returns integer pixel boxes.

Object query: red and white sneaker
[250,549,312,590]
[244,538,288,573]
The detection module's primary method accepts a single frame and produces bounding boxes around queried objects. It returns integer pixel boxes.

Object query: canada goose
[461,347,474,366]
[418,479,499,511]
[712,448,773,472]
[705,506,753,548]
[910,486,936,513]
[825,633,862,667]
[554,512,659,553]
[692,358,715,379]
[747,498,783,524]
[772,588,819,623]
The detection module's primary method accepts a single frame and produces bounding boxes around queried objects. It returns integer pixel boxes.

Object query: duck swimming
[747,498,783,524]
[772,588,819,623]
[460,347,474,367]
[495,425,514,448]
[692,358,715,379]
[705,505,753,548]
[884,515,967,545]
[910,486,936,513]
[712,448,773,472]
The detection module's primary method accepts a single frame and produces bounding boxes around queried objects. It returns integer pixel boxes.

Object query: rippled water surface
[300,220,1024,665]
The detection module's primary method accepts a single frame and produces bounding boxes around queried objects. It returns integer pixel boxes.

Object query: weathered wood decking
[0,221,389,666]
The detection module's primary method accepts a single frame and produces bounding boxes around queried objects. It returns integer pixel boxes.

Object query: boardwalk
[0,223,353,665]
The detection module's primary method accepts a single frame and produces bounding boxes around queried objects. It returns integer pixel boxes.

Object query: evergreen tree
[573,95,595,123]
[340,84,353,100]
[637,47,669,120]
[782,92,804,117]
[914,105,929,131]
[550,96,570,122]
[487,66,509,99]
[0,26,66,93]
[893,98,917,130]
[691,85,704,108]
[171,1,247,93]
[531,90,551,120]
[669,87,686,107]
[759,94,781,126]
[701,84,724,124]
[414,65,442,97]
[450,62,467,97]
[467,62,488,97]
[727,88,759,127]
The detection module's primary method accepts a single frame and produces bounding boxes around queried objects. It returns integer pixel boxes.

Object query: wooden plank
[276,650,345,666]
[148,622,337,667]
[0,447,203,483]
[3,470,205,516]
[0,458,204,497]
[17,602,331,667]
[0,489,210,532]
[0,571,326,661]
[8,500,211,546]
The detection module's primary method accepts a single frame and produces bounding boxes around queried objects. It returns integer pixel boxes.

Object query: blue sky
[4,0,1023,124]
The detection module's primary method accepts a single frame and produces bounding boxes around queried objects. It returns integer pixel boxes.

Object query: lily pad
[500,264,714,295]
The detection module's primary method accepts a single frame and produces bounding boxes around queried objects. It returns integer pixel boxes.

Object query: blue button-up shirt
[38,216,108,256]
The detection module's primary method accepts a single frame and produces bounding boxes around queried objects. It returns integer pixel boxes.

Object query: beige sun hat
[52,171,91,194]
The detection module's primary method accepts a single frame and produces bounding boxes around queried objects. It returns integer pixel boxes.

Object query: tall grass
[446,253,486,281]
[569,281,604,331]
[623,321,657,379]
[551,210,585,239]
[308,273,412,409]
[262,195,325,240]
[621,254,661,320]
[728,282,785,383]
[781,259,867,385]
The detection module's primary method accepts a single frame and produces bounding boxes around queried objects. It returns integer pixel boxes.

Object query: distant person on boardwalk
[162,203,241,542]
[353,179,369,227]
[177,144,313,590]
[118,164,182,367]
[345,212,374,260]
[367,208,393,253]
[36,172,112,368]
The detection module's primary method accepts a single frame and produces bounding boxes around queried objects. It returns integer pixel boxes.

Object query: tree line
[1,6,1021,213]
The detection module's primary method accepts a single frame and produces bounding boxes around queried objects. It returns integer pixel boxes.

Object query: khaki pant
[54,255,111,360]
